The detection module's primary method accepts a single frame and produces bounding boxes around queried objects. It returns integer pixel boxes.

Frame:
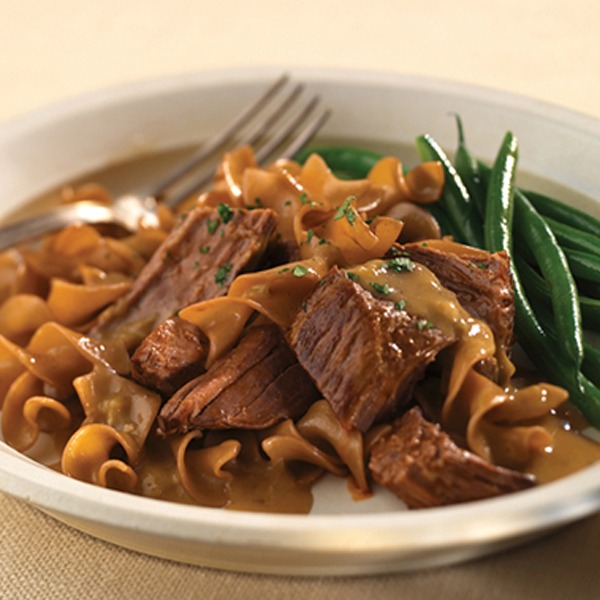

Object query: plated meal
[1,70,600,574]
[2,122,600,514]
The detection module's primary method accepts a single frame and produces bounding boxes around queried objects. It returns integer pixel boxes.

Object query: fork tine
[254,99,331,163]
[233,83,305,150]
[151,73,289,199]
[162,90,330,208]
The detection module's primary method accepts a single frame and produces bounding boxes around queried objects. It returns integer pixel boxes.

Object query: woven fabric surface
[2,492,600,600]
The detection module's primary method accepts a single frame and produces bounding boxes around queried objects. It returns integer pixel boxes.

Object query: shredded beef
[93,206,277,343]
[130,317,208,396]
[158,324,319,434]
[401,242,514,353]
[288,267,456,432]
[369,407,535,508]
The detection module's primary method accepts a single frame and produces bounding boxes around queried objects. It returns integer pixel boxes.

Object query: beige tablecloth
[2,492,600,599]
[2,1,600,598]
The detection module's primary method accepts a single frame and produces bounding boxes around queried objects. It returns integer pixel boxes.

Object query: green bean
[580,297,600,329]
[543,217,600,258]
[453,115,487,219]
[525,189,600,238]
[415,134,484,248]
[516,255,599,330]
[515,259,600,391]
[513,190,584,369]
[583,344,600,388]
[563,248,600,285]
[484,131,518,254]
[293,145,382,179]
[512,262,600,426]
[458,130,600,425]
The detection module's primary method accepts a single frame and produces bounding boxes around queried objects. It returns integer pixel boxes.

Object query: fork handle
[0,201,115,252]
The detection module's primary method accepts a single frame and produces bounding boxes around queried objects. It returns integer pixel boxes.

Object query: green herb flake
[417,319,435,331]
[214,262,233,287]
[306,229,315,243]
[395,300,407,311]
[207,219,219,235]
[301,300,308,312]
[200,245,211,254]
[284,200,292,207]
[217,203,234,224]
[292,265,309,278]
[347,272,360,282]
[369,282,391,296]
[299,193,311,206]
[278,267,290,274]
[386,257,415,273]
[333,196,356,222]
[193,260,200,270]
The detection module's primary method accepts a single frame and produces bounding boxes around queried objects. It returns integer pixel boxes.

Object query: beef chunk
[288,267,456,432]
[130,317,208,396]
[260,238,302,269]
[369,407,535,508]
[401,242,514,353]
[93,206,277,341]
[158,324,319,434]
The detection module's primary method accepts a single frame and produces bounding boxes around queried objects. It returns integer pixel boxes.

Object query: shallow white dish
[1,67,600,576]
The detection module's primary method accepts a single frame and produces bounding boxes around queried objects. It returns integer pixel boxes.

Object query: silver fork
[0,75,331,252]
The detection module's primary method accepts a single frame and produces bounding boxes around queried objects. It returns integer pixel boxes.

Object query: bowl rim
[2,66,600,564]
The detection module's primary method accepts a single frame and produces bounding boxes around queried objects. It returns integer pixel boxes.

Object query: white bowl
[2,67,600,576]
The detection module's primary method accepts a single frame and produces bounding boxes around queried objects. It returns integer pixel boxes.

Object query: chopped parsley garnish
[292,265,309,277]
[207,218,219,234]
[299,193,311,205]
[214,262,233,287]
[278,267,290,273]
[386,256,415,273]
[347,272,360,282]
[417,319,435,331]
[369,282,391,296]
[333,196,357,225]
[193,260,200,270]
[284,200,292,207]
[301,300,308,312]
[199,245,210,254]
[306,229,315,243]
[217,203,234,223]
[395,300,407,311]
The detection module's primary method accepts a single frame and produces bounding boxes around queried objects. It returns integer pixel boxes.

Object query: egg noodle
[1,147,599,512]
